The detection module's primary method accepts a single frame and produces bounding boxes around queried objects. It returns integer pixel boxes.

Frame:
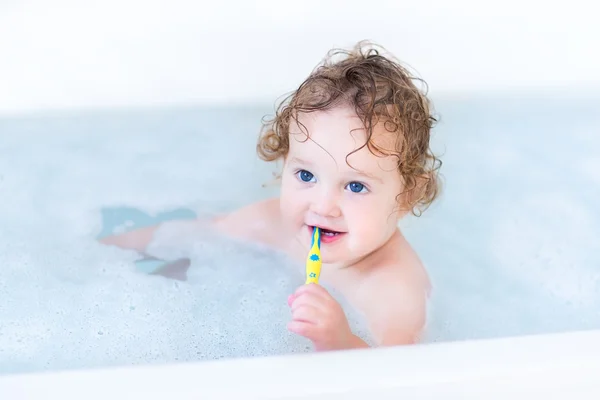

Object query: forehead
[288,107,398,172]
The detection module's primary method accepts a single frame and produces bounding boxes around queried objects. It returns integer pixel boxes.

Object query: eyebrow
[288,156,384,184]
[353,170,384,184]
[289,156,313,167]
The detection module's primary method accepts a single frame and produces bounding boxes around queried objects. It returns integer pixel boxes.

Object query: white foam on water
[0,97,599,374]
[0,107,372,375]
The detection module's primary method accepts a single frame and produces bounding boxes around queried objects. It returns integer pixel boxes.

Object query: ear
[409,172,436,217]
[396,173,428,217]
[393,192,411,219]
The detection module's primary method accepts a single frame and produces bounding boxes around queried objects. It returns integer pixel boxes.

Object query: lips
[308,225,346,244]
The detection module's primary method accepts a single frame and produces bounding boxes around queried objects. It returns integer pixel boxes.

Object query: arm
[99,223,193,281]
[213,197,283,247]
[332,280,427,349]
[98,198,275,254]
[99,211,211,254]
[364,278,428,346]
[286,280,426,351]
[345,334,371,349]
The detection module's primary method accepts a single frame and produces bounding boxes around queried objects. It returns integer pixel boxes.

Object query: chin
[321,252,362,267]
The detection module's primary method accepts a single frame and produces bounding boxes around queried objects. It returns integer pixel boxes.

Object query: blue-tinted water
[0,94,598,374]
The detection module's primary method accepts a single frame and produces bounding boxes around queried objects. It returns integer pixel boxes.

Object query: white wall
[0,0,598,115]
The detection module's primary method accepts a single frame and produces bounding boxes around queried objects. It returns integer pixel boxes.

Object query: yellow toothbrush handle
[305,227,321,284]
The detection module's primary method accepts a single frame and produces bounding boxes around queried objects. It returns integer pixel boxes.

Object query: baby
[101,41,442,351]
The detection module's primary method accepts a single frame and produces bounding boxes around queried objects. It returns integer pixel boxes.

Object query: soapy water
[0,107,372,375]
[1,97,599,374]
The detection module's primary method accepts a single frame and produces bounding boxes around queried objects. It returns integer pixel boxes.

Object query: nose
[309,187,341,218]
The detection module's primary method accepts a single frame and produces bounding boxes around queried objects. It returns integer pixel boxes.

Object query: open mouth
[320,228,340,237]
[309,225,345,243]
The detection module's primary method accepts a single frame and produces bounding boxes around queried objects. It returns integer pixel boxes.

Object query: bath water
[1,95,599,374]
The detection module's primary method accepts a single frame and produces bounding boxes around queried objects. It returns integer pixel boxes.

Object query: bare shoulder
[212,197,285,247]
[355,233,431,346]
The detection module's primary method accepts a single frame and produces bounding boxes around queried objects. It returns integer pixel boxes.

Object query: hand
[287,284,354,351]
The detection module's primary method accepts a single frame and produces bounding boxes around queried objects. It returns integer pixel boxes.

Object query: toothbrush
[305,227,322,284]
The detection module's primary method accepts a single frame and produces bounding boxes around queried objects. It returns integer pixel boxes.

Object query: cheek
[279,180,307,222]
[346,197,399,240]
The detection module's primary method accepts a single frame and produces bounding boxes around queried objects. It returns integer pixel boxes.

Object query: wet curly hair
[257,41,442,216]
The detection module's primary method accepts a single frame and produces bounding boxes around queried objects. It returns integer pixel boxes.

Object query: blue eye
[347,181,367,193]
[297,170,315,183]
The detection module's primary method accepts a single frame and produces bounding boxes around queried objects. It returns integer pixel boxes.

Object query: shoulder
[356,235,431,346]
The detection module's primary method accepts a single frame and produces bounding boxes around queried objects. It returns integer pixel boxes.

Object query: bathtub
[1,96,599,398]
[1,329,600,399]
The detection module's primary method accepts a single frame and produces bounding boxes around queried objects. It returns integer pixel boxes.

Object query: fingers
[289,284,334,316]
[290,293,323,313]
[287,284,336,331]
[287,320,317,339]
[286,284,351,349]
[290,304,320,323]
[293,283,332,302]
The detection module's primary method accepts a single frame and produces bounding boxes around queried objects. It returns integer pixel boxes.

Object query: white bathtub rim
[1,329,600,399]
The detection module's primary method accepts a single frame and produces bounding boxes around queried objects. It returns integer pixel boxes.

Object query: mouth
[308,225,346,243]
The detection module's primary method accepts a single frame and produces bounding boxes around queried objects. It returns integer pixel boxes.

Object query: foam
[0,107,372,375]
[1,98,599,374]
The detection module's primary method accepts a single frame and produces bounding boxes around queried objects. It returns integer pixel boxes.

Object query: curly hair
[257,41,442,216]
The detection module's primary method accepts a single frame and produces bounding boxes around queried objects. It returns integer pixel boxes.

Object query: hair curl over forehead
[257,41,442,216]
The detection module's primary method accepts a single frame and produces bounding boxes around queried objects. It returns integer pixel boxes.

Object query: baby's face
[279,106,405,266]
